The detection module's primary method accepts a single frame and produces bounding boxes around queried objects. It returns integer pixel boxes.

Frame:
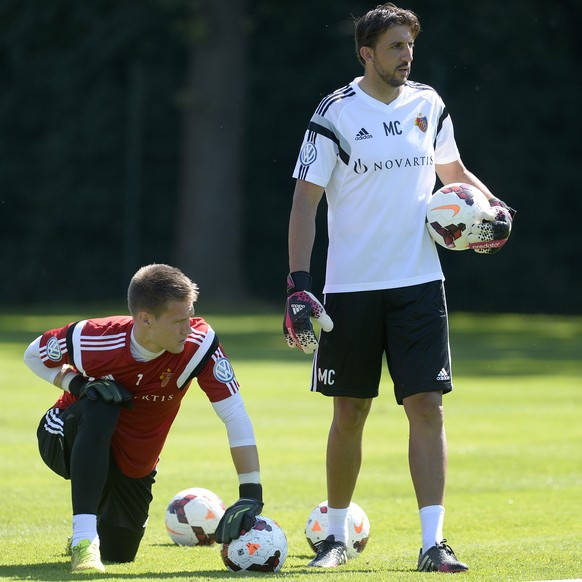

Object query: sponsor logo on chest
[350,113,432,175]
[353,113,427,142]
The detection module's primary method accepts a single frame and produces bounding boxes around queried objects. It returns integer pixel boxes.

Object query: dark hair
[354,3,421,66]
[127,264,199,317]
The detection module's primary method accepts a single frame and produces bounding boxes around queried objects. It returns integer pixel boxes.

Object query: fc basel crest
[415,113,428,133]
[160,369,173,387]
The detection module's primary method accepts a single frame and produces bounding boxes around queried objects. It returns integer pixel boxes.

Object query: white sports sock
[419,505,445,554]
[72,514,99,547]
[238,471,261,484]
[326,506,349,544]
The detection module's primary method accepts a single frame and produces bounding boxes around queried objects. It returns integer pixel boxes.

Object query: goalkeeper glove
[69,377,133,409]
[283,271,333,354]
[215,483,264,544]
[467,197,516,254]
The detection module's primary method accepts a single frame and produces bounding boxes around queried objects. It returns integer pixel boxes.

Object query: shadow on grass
[0,563,275,580]
[0,561,401,580]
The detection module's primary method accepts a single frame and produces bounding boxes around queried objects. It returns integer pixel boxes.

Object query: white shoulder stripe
[79,341,126,351]
[70,323,127,367]
[71,320,87,374]
[186,336,203,347]
[176,326,217,389]
[80,332,127,342]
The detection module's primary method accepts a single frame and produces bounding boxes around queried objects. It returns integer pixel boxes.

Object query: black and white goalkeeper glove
[467,197,516,254]
[283,271,333,354]
[69,377,133,409]
[215,483,264,544]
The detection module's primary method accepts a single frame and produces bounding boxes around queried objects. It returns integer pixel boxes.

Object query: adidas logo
[355,127,373,141]
[436,368,450,381]
[291,303,306,316]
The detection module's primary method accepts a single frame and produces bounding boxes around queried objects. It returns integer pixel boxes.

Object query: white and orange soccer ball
[426,183,496,250]
[305,500,370,559]
[164,487,225,546]
[220,515,288,572]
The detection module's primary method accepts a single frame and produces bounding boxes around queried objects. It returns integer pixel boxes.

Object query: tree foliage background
[1,0,580,313]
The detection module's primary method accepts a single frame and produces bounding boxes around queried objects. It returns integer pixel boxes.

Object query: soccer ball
[426,183,495,250]
[220,515,288,572]
[305,500,370,559]
[165,487,225,546]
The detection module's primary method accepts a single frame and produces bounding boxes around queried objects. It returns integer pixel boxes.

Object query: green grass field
[0,310,581,581]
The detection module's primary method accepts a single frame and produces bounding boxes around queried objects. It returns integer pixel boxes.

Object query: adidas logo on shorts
[436,368,450,381]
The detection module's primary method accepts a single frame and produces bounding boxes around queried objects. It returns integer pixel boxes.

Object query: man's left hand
[468,197,516,254]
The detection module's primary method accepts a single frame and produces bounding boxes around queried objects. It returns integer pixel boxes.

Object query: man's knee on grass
[98,522,144,562]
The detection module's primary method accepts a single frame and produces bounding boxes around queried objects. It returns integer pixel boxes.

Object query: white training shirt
[293,77,460,293]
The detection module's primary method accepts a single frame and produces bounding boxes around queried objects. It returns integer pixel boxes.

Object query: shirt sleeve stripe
[176,330,219,389]
[434,106,449,149]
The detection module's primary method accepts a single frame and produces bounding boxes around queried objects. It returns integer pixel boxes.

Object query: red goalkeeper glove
[467,197,516,254]
[283,271,333,354]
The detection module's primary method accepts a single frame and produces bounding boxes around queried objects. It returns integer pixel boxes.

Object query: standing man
[283,2,514,573]
[25,264,263,573]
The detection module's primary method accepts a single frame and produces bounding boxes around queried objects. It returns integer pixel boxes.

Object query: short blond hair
[127,264,199,317]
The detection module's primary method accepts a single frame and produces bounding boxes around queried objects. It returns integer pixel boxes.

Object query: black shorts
[311,280,453,404]
[37,401,156,560]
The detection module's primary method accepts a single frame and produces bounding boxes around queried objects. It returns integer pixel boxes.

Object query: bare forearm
[230,445,260,475]
[454,169,495,199]
[289,210,316,272]
[288,180,325,272]
[436,160,495,199]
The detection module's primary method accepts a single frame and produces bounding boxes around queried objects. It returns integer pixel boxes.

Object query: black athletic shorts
[37,401,156,559]
[311,280,453,404]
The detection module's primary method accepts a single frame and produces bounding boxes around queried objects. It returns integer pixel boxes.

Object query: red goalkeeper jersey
[37,316,239,478]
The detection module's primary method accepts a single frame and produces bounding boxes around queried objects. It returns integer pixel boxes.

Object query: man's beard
[373,60,409,87]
